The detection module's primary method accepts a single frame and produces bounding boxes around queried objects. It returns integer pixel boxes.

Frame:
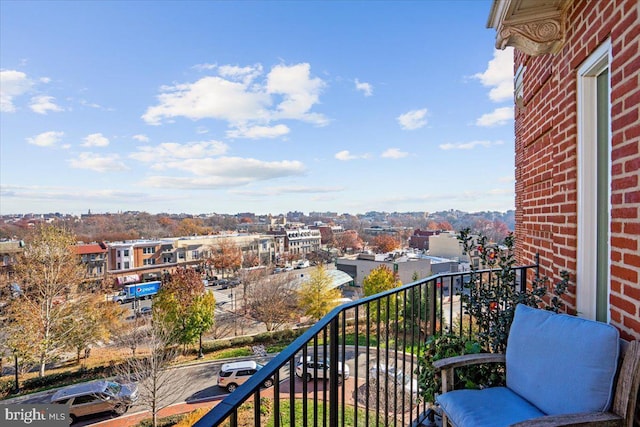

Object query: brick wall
[514,0,639,339]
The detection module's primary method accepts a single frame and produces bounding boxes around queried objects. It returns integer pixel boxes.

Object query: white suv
[217,360,273,393]
[295,357,350,384]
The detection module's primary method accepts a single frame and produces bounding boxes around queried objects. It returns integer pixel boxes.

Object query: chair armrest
[434,353,505,393]
[510,411,623,427]
[433,353,505,370]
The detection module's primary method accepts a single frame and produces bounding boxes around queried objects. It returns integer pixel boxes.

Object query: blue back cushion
[506,304,619,415]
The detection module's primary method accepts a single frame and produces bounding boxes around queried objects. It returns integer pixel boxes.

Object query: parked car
[217,360,273,393]
[137,306,153,317]
[295,357,350,384]
[50,380,138,423]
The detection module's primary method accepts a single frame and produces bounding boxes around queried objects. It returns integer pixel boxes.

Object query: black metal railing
[194,263,538,427]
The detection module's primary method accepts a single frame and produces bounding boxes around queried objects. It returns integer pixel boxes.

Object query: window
[144,259,156,266]
[577,39,611,322]
[73,394,100,405]
[124,262,130,269]
[117,262,121,269]
[143,247,155,254]
[192,250,199,259]
[163,256,172,263]
[117,250,121,257]
[123,249,129,257]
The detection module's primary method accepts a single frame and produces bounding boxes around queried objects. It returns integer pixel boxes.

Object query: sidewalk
[92,399,220,427]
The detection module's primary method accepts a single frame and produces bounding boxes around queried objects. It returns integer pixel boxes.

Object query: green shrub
[417,334,503,403]
[0,378,16,398]
[417,230,569,403]
[230,336,253,347]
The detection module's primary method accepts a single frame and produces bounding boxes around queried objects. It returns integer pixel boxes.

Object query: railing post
[429,279,437,336]
[329,316,339,427]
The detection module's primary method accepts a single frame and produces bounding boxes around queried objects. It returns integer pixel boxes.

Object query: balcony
[193,262,538,427]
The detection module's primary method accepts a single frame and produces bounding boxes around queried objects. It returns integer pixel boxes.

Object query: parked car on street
[295,356,350,384]
[50,380,138,423]
[217,360,273,393]
[137,306,153,317]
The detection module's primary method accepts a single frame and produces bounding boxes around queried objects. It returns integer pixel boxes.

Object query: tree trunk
[77,348,81,365]
[39,354,46,378]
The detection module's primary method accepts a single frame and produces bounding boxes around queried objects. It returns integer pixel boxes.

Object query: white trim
[576,39,611,321]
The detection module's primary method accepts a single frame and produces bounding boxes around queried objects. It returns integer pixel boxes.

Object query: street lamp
[229,291,237,336]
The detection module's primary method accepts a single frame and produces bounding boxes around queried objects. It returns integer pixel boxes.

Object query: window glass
[74,394,99,404]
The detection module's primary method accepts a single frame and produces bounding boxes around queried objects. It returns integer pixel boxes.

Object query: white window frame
[576,39,611,321]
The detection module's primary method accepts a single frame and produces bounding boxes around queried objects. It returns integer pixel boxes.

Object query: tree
[115,322,187,427]
[245,273,298,331]
[334,230,364,253]
[153,268,214,353]
[372,235,400,253]
[62,295,125,364]
[363,265,402,324]
[9,225,86,377]
[176,218,208,236]
[188,292,216,357]
[208,238,242,278]
[298,265,341,321]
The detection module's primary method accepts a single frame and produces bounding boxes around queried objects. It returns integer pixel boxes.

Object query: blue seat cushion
[437,387,545,427]
[506,304,619,415]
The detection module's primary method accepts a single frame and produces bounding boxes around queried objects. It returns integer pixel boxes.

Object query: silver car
[50,380,138,423]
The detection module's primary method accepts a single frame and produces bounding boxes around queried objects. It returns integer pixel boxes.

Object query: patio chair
[434,304,640,427]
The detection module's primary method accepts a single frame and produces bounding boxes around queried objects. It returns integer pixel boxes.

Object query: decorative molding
[498,17,565,55]
[488,0,572,56]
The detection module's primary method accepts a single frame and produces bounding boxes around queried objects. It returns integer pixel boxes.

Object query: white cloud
[476,107,514,127]
[381,148,408,159]
[218,64,263,85]
[474,47,514,102]
[231,185,344,197]
[30,95,63,114]
[1,70,34,112]
[226,124,290,139]
[68,152,128,172]
[130,140,229,163]
[439,140,504,150]
[0,184,151,202]
[142,76,271,126]
[26,131,64,148]
[81,133,110,147]
[140,157,306,189]
[335,150,369,161]
[132,134,150,143]
[266,63,327,124]
[192,63,217,71]
[142,62,328,131]
[397,108,428,130]
[79,99,105,109]
[355,78,373,96]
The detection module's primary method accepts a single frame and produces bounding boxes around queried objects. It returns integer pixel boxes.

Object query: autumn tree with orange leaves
[372,234,400,253]
[208,238,242,277]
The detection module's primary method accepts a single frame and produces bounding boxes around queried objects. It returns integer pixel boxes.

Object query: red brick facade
[513,0,639,339]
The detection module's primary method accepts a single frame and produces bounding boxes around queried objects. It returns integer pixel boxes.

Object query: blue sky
[0,0,515,216]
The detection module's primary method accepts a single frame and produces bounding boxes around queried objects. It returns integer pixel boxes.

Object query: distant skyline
[1,1,515,216]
